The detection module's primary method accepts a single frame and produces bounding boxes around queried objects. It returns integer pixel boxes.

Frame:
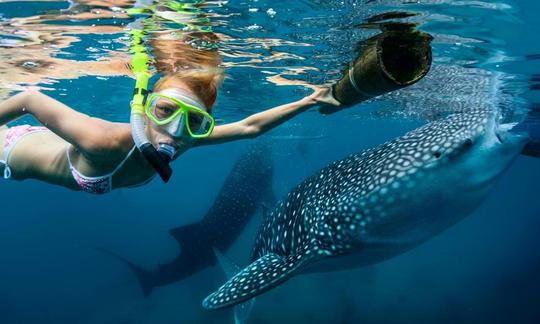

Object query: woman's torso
[0,124,156,192]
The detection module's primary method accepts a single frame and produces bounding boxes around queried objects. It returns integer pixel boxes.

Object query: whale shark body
[203,108,530,309]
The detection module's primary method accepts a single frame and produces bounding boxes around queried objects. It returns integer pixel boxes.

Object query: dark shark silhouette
[100,142,274,296]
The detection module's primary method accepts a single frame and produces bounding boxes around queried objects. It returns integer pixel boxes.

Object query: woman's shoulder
[82,122,133,159]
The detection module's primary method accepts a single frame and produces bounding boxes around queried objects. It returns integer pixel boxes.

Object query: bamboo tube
[324,24,433,114]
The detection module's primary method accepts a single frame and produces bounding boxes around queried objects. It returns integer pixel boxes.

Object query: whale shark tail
[95,247,155,297]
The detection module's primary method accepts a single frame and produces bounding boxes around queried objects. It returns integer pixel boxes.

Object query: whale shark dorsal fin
[169,222,204,248]
[203,249,313,310]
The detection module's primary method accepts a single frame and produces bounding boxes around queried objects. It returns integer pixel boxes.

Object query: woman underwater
[0,67,339,195]
[0,3,341,194]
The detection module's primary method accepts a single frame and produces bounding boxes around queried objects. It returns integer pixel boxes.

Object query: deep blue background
[1,0,540,323]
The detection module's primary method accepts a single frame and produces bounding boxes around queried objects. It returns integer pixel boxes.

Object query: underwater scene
[1,0,540,323]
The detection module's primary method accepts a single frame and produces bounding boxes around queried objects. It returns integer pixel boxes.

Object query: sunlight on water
[0,0,531,122]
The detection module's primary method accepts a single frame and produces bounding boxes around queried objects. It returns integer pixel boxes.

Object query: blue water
[1,0,540,323]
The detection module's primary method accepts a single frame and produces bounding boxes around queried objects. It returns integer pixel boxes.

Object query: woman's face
[145,82,207,158]
[145,114,194,156]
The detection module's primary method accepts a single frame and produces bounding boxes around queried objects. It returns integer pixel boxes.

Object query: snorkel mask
[145,89,215,138]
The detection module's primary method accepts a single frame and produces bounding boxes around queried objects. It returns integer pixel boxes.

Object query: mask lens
[150,96,180,122]
[187,110,212,136]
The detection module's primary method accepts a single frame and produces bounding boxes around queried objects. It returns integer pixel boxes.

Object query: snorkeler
[0,0,342,194]
[0,73,339,194]
[0,2,439,194]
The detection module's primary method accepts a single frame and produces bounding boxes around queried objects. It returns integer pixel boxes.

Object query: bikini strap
[66,145,137,176]
[111,145,138,175]
[66,146,74,167]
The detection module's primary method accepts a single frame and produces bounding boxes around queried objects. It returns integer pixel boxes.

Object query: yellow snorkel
[129,27,174,182]
[128,1,215,182]
[130,29,150,115]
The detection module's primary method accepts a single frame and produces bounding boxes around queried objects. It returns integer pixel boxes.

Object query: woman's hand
[306,86,341,107]
[303,85,346,115]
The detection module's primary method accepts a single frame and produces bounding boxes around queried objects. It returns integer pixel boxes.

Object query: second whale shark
[100,142,274,296]
[203,107,536,309]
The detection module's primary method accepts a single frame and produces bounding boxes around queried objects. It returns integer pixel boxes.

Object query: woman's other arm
[197,87,339,145]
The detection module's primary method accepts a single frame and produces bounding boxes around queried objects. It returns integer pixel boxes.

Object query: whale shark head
[316,108,528,261]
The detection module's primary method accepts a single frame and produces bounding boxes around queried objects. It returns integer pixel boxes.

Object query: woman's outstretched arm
[0,91,121,154]
[197,87,340,145]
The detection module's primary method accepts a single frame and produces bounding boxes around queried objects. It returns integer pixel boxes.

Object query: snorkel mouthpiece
[140,142,173,183]
[130,111,173,183]
[158,143,176,160]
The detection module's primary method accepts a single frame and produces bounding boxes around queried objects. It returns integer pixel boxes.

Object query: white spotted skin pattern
[204,108,528,309]
[252,109,496,262]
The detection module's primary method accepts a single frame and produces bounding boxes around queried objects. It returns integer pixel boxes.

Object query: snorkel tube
[129,28,174,183]
[127,1,215,182]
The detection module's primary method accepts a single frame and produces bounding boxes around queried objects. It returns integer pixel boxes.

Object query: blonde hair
[154,69,224,111]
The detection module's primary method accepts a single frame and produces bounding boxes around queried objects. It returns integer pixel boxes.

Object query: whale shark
[203,107,533,310]
[99,142,275,297]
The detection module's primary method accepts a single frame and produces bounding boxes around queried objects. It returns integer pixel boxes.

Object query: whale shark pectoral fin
[203,251,309,310]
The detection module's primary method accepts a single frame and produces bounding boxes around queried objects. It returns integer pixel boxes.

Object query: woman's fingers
[306,86,343,114]
[314,87,341,106]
